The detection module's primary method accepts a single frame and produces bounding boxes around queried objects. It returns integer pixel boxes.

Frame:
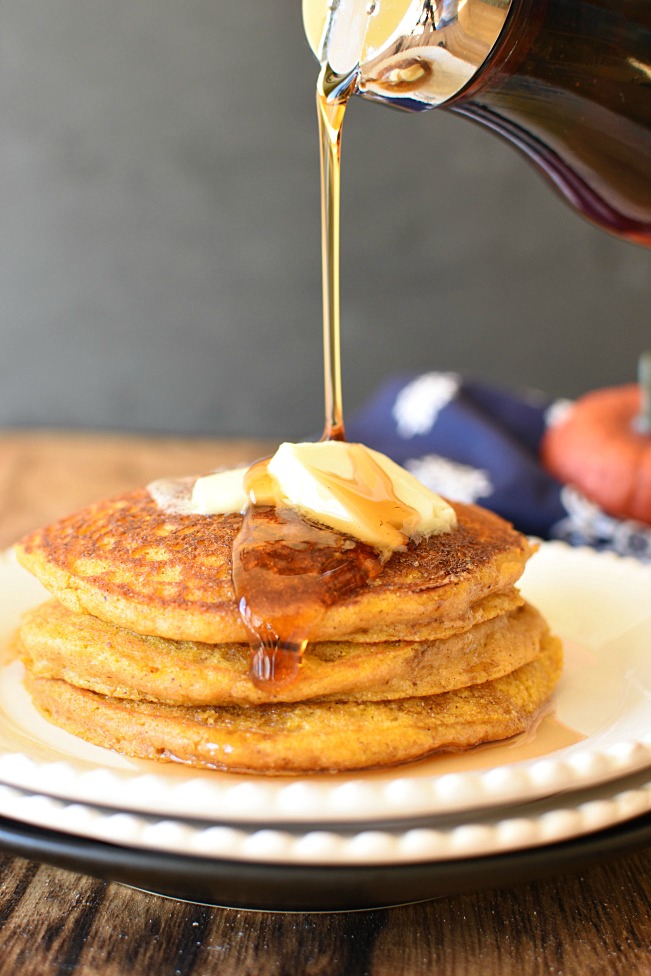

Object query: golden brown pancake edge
[15,490,534,644]
[18,596,545,706]
[23,633,563,775]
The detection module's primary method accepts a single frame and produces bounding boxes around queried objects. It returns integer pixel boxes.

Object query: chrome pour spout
[303,0,514,110]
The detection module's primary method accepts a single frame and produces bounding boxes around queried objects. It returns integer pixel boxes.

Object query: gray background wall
[1,0,649,438]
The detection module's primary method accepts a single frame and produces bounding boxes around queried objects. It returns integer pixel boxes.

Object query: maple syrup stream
[232,65,389,691]
[317,64,354,444]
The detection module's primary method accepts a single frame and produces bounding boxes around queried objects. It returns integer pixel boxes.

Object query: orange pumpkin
[541,384,651,524]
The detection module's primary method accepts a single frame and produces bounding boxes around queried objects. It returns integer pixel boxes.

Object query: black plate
[1,811,651,911]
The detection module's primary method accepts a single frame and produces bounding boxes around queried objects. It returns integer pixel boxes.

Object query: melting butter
[191,441,456,555]
[190,466,250,515]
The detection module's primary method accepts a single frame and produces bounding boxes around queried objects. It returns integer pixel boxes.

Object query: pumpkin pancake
[18,598,545,706]
[23,633,562,775]
[15,491,533,644]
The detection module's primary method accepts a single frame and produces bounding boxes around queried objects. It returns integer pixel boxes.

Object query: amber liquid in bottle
[232,65,389,692]
[448,0,651,245]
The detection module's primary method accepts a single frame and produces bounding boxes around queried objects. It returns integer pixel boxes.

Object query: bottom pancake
[24,634,562,774]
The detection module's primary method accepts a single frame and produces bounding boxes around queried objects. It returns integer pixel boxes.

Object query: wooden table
[0,430,650,975]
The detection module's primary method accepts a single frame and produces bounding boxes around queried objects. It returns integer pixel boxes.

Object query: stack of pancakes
[13,487,562,774]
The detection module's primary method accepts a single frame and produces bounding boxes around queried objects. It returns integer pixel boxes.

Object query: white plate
[0,543,650,826]
[0,765,650,866]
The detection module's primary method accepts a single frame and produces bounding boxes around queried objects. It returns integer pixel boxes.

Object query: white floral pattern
[405,453,493,504]
[392,372,460,438]
[544,398,574,428]
[551,486,651,561]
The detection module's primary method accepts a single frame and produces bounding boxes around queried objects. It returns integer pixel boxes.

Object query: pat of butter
[191,442,456,552]
[191,466,250,515]
[268,441,456,550]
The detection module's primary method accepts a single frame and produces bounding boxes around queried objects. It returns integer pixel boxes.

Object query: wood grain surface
[1,431,650,976]
[0,430,275,549]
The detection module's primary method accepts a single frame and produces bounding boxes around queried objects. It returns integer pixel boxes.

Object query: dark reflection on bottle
[448,0,651,244]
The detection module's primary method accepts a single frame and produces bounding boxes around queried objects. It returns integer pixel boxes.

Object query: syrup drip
[232,503,382,689]
[231,63,391,691]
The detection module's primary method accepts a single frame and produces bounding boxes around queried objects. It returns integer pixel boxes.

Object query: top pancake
[15,488,533,644]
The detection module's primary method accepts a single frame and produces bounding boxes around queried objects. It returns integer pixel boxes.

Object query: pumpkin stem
[634,351,651,435]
